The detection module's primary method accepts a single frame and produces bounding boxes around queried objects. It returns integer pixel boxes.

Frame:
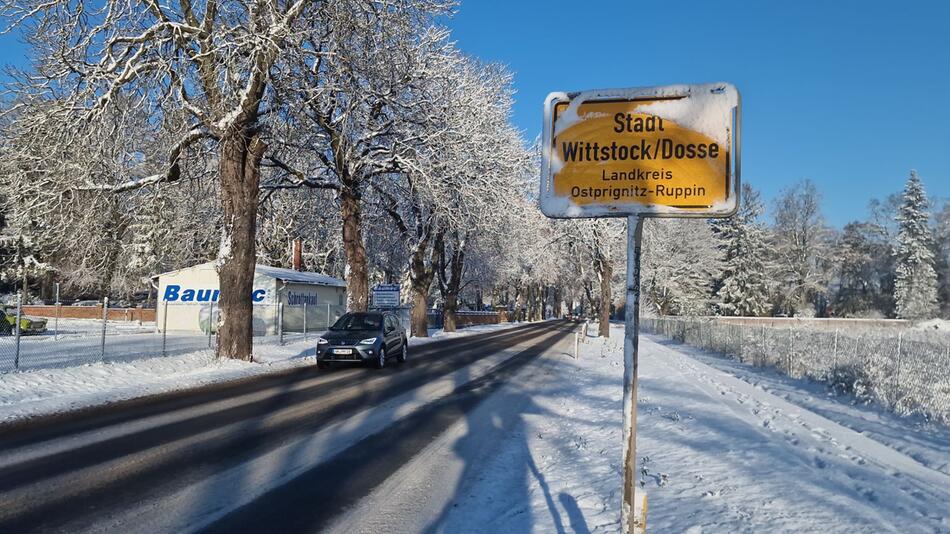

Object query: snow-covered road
[331,325,950,533]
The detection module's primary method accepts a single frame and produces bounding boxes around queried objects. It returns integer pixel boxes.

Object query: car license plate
[332,348,352,355]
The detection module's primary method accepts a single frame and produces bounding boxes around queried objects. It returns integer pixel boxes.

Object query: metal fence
[1,295,347,372]
[642,316,950,425]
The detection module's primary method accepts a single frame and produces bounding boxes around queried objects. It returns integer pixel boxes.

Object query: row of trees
[638,172,948,321]
[0,0,577,359]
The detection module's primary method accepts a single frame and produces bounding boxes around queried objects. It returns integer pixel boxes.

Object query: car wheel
[375,347,386,369]
[397,339,408,363]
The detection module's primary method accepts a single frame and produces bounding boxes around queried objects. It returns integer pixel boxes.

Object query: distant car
[71,300,100,307]
[0,308,47,335]
[316,311,407,370]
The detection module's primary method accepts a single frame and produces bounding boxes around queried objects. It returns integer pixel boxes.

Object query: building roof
[154,261,346,288]
[254,265,346,287]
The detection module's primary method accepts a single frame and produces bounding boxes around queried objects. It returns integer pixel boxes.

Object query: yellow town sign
[540,83,740,218]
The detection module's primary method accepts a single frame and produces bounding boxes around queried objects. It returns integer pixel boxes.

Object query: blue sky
[445,0,950,226]
[1,1,947,227]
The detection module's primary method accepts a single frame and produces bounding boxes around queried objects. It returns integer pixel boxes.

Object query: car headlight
[359,337,377,345]
[317,337,329,345]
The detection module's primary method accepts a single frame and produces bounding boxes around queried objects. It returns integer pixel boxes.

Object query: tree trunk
[408,232,438,338]
[410,281,430,337]
[598,258,612,337]
[341,181,369,312]
[216,132,264,361]
[584,282,595,319]
[532,284,543,321]
[443,292,458,332]
[438,235,465,333]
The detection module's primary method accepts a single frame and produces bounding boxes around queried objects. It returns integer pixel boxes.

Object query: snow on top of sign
[552,83,737,145]
[637,84,737,145]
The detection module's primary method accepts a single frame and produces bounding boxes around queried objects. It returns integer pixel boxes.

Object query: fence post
[100,297,109,361]
[832,329,839,372]
[574,332,579,360]
[278,303,284,345]
[208,301,215,348]
[13,291,22,370]
[893,331,902,409]
[735,324,742,362]
[54,282,60,340]
[786,327,793,376]
[162,301,168,356]
[303,303,308,341]
[327,303,331,329]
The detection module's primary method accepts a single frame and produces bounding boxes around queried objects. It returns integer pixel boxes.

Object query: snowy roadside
[0,322,525,425]
[649,334,950,476]
[331,323,950,533]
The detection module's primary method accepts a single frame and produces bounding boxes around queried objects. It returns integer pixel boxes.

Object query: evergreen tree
[711,183,770,316]
[931,202,950,318]
[833,222,892,316]
[893,171,939,319]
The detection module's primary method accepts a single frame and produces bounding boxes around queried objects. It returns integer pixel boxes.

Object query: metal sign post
[54,282,60,340]
[622,216,645,533]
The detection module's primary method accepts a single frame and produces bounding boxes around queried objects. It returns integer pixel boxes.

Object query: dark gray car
[316,311,407,369]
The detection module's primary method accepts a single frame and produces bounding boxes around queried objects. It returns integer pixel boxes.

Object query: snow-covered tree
[769,179,833,316]
[711,183,770,316]
[0,0,459,360]
[374,53,529,336]
[264,2,453,312]
[893,171,939,319]
[641,219,722,316]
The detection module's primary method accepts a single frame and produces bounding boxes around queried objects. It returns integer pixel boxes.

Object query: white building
[154,262,347,334]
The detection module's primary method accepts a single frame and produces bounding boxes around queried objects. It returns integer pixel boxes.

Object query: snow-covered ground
[333,323,950,533]
[3,320,949,532]
[36,318,157,337]
[0,322,523,424]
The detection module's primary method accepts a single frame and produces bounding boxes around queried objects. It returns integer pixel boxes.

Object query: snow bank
[0,322,529,424]
[0,342,316,424]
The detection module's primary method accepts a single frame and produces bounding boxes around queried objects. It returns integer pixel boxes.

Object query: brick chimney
[292,239,303,271]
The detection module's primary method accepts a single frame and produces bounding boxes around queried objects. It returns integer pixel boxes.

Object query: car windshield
[330,313,382,331]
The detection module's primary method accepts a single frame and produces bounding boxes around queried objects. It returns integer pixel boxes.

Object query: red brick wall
[20,305,156,322]
[456,312,501,326]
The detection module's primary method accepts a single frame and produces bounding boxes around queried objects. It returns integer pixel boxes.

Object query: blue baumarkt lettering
[163,284,265,303]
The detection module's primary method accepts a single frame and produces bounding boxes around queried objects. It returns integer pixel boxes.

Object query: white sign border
[539,82,741,219]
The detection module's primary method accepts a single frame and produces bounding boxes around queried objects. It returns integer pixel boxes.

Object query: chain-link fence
[642,316,950,424]
[1,295,347,372]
